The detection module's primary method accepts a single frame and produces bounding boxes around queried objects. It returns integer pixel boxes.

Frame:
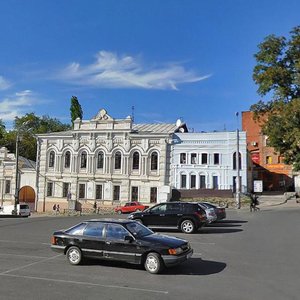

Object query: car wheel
[117,210,122,215]
[144,252,164,274]
[180,219,195,234]
[66,246,82,265]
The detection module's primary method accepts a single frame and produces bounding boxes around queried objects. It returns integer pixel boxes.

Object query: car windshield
[126,222,153,238]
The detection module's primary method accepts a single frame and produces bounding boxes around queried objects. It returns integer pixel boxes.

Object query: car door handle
[177,214,183,216]
[105,241,111,245]
[159,214,165,216]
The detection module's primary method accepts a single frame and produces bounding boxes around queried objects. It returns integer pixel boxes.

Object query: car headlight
[168,247,184,255]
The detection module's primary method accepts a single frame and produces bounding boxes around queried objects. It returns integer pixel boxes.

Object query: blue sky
[0,0,299,131]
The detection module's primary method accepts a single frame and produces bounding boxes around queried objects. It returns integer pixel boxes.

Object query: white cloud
[58,51,211,90]
[0,76,12,90]
[0,90,36,121]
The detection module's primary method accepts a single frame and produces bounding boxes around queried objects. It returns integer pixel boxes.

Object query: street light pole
[13,132,20,215]
[236,112,241,209]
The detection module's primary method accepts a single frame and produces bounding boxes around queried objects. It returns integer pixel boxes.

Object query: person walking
[56,204,60,215]
[53,204,57,215]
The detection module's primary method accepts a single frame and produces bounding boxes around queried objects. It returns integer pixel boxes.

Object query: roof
[132,123,177,134]
[86,219,134,224]
[19,156,36,169]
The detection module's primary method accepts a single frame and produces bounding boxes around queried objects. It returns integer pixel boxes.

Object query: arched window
[132,151,140,170]
[114,151,121,170]
[64,151,71,168]
[97,151,104,169]
[233,152,242,170]
[151,152,158,170]
[49,151,55,168]
[81,151,87,168]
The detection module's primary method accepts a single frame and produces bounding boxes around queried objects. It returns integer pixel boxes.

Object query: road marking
[0,253,49,259]
[0,273,169,294]
[0,254,62,275]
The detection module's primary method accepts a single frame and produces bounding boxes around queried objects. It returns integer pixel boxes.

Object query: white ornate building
[171,131,248,193]
[36,109,187,212]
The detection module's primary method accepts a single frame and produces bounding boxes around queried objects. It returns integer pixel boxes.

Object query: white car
[0,203,31,217]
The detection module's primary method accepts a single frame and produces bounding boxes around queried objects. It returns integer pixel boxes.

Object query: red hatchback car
[115,202,149,214]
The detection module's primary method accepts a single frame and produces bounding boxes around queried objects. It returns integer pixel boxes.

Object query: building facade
[36,109,187,212]
[0,147,36,210]
[171,131,248,193]
[242,111,294,191]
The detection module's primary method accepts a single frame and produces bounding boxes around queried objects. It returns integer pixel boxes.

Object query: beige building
[36,109,186,212]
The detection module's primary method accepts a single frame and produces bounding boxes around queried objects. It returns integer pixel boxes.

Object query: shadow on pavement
[199,227,243,234]
[164,258,226,275]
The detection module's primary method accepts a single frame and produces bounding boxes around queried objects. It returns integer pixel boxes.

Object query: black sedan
[51,219,193,274]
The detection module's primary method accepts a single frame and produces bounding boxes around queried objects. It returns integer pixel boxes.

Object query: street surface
[0,203,299,300]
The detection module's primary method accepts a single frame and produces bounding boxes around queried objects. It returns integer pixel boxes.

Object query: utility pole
[236,112,241,209]
[13,132,20,215]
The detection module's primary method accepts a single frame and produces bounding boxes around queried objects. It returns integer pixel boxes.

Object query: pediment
[92,109,113,121]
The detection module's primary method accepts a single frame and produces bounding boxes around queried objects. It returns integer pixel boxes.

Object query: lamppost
[235,112,241,209]
[13,121,30,215]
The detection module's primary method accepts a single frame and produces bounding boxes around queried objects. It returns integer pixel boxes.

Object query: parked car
[197,203,217,223]
[51,219,193,274]
[0,203,31,217]
[114,202,149,214]
[200,202,226,221]
[128,202,207,234]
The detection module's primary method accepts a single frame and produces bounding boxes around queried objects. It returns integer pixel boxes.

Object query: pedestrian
[250,193,259,212]
[56,204,60,214]
[67,191,72,201]
[52,204,57,215]
[93,201,97,213]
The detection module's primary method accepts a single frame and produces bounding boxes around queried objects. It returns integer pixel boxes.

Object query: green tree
[0,119,6,142]
[3,113,71,161]
[70,96,83,125]
[251,26,300,170]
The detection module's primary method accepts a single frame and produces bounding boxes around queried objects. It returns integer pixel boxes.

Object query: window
[132,152,140,170]
[95,184,103,200]
[64,151,71,168]
[150,187,157,203]
[62,183,69,198]
[79,184,85,199]
[97,151,104,169]
[49,151,55,168]
[5,180,11,194]
[181,174,187,188]
[151,152,158,170]
[190,175,196,188]
[114,151,121,170]
[233,152,242,170]
[213,176,218,189]
[191,153,197,164]
[131,186,138,201]
[106,224,128,240]
[47,182,53,197]
[113,185,120,201]
[151,203,167,213]
[180,153,186,164]
[214,153,220,165]
[200,175,206,189]
[266,156,273,164]
[80,151,87,168]
[84,223,105,238]
[201,153,208,164]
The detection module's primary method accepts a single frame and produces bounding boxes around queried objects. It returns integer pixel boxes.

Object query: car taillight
[51,236,57,245]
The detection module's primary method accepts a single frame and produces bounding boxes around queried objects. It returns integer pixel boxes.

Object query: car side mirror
[124,235,134,243]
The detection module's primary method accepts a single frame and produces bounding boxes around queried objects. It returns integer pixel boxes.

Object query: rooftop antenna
[131,106,135,122]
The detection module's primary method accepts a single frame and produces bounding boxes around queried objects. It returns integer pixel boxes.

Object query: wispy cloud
[0,90,36,121]
[57,51,211,90]
[0,75,12,90]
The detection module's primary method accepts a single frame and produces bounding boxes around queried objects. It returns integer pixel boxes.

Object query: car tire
[66,246,82,265]
[144,252,164,274]
[180,219,195,234]
[117,210,122,215]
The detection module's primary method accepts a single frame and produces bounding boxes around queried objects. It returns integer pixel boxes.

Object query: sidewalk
[257,194,300,209]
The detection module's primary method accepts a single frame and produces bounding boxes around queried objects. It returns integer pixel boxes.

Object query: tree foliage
[70,96,83,125]
[0,113,71,161]
[251,26,300,170]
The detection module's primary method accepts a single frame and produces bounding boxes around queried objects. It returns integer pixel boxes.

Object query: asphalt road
[0,206,299,300]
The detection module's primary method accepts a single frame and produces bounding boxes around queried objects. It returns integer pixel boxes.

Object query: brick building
[242,111,294,191]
